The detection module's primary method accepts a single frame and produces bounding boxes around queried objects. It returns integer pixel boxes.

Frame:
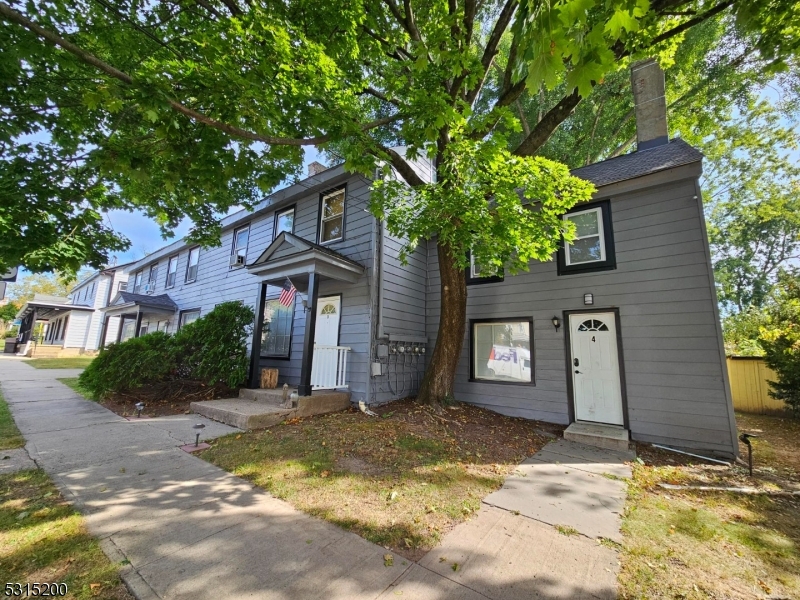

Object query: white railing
[311,345,351,390]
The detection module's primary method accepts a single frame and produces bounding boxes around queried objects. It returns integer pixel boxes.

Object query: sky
[106,146,325,264]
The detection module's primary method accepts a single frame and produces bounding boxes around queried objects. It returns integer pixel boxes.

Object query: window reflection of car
[487,345,531,381]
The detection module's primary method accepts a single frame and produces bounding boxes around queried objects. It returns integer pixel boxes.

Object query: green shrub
[172,301,254,388]
[78,301,254,399]
[761,334,800,415]
[759,271,800,415]
[4,329,18,338]
[79,332,175,399]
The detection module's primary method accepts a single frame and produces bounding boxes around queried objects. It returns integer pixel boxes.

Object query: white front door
[311,296,341,385]
[569,312,624,426]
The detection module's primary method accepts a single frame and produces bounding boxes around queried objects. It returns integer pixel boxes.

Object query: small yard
[1,387,131,599]
[619,413,800,599]
[27,357,95,369]
[201,399,560,559]
[0,390,25,451]
[0,470,133,600]
[58,377,93,400]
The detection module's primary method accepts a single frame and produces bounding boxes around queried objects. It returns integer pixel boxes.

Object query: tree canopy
[2,0,799,401]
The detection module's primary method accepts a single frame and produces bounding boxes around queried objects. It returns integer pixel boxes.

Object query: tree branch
[513,90,581,156]
[645,0,735,49]
[463,0,517,105]
[0,2,401,147]
[380,146,426,187]
[218,0,242,17]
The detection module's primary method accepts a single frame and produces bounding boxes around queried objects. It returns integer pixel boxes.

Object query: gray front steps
[191,388,351,430]
[564,421,632,453]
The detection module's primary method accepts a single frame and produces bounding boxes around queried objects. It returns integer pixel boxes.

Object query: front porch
[14,296,94,357]
[246,232,365,396]
[191,386,351,430]
[101,291,178,344]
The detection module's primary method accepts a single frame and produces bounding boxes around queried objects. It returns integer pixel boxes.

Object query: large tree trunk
[417,241,467,405]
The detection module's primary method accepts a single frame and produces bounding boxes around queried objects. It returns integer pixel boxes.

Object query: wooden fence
[726,357,787,414]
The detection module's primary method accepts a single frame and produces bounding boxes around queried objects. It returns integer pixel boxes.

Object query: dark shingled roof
[117,292,178,310]
[571,138,702,187]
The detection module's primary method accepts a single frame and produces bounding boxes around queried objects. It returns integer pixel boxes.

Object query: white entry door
[569,312,624,426]
[311,296,341,386]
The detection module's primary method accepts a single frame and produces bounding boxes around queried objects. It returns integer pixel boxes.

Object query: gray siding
[259,177,374,404]
[424,171,737,456]
[123,173,375,405]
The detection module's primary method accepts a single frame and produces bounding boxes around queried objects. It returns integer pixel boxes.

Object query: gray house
[107,60,738,458]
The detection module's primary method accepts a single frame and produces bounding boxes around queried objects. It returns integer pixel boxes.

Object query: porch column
[297,272,319,397]
[134,310,143,338]
[248,282,268,389]
[116,316,125,343]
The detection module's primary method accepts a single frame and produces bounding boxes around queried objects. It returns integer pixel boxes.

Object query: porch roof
[101,292,178,317]
[247,232,365,286]
[16,299,94,320]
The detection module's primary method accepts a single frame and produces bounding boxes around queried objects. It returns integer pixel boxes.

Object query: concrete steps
[563,422,632,452]
[191,387,352,430]
[28,345,87,358]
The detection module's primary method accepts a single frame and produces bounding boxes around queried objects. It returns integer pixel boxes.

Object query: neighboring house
[100,59,738,457]
[14,263,133,357]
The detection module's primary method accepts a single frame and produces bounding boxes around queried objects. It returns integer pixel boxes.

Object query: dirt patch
[100,380,237,418]
[202,398,564,560]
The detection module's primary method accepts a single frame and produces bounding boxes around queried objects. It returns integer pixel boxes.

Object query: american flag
[279,279,296,307]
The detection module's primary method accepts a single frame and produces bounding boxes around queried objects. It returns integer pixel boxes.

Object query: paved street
[1,356,628,599]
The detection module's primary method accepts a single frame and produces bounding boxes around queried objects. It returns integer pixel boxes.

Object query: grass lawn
[201,399,558,559]
[58,378,93,400]
[619,413,800,599]
[0,390,25,451]
[27,357,95,370]
[0,469,133,600]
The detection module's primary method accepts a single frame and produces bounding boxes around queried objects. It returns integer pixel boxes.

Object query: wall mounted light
[552,316,561,332]
[301,296,310,313]
[584,293,594,305]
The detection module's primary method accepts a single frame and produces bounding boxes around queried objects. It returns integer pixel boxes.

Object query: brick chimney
[307,161,327,177]
[630,58,669,151]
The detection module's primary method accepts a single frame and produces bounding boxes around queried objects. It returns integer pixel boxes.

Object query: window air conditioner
[143,283,153,294]
[230,254,246,267]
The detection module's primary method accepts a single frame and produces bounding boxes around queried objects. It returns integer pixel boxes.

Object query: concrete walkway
[1,356,631,599]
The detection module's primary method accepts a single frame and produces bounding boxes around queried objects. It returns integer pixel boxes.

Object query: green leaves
[515,0,651,97]
[371,135,595,275]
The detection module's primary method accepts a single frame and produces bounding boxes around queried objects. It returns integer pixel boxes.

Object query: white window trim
[231,224,250,268]
[165,255,178,289]
[319,189,345,245]
[186,247,200,283]
[274,206,295,239]
[564,207,606,266]
[469,253,481,279]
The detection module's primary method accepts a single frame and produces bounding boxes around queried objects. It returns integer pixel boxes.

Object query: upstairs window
[466,250,504,285]
[557,200,616,275]
[185,247,200,283]
[231,225,250,268]
[118,281,127,292]
[274,206,295,239]
[133,271,143,294]
[319,188,345,244]
[146,264,158,292]
[165,255,178,288]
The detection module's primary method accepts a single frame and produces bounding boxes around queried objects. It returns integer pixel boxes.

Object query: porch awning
[247,232,365,285]
[101,292,178,318]
[15,298,94,320]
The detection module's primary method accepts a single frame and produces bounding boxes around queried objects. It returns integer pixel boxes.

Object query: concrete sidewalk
[1,356,628,599]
